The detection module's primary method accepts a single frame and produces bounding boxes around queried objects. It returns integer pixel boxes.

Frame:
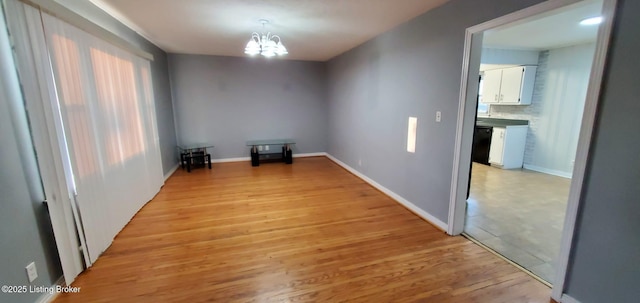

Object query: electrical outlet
[258,145,263,151]
[26,262,38,283]
[265,145,269,151]
[436,111,442,122]
[358,159,362,167]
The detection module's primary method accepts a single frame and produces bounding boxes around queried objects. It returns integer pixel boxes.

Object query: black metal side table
[246,139,295,166]
[177,144,214,172]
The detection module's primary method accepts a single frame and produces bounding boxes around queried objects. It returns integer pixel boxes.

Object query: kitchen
[464,0,601,284]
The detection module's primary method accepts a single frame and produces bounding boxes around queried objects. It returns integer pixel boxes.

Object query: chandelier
[244,19,288,57]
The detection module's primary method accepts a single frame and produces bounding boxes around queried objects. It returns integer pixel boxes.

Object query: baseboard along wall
[164,152,448,232]
[325,154,448,232]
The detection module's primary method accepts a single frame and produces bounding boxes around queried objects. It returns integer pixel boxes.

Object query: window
[44,12,163,264]
[477,74,489,115]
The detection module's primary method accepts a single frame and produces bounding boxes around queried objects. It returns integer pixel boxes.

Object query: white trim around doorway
[447,0,617,301]
[551,0,617,300]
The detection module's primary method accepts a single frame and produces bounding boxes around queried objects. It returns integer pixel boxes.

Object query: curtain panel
[17,6,164,264]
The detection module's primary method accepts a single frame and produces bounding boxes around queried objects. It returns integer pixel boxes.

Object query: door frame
[446,0,617,300]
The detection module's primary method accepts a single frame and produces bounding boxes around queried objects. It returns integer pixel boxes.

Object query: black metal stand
[178,144,214,173]
[283,146,293,164]
[182,152,211,172]
[251,147,260,167]
[250,144,293,166]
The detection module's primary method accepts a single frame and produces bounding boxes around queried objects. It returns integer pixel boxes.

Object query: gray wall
[326,0,544,223]
[0,90,61,303]
[2,0,636,302]
[481,48,540,65]
[489,43,596,176]
[564,0,640,301]
[0,4,62,302]
[328,0,640,300]
[169,55,328,159]
[54,0,178,175]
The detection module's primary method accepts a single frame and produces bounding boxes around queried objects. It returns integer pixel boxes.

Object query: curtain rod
[19,0,154,61]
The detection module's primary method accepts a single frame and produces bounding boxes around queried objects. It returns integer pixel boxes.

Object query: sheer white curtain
[40,12,164,263]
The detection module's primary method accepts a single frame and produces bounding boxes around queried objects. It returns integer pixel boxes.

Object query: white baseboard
[294,152,327,158]
[209,152,328,164]
[35,276,65,303]
[211,157,251,163]
[163,163,179,182]
[325,154,448,231]
[560,294,582,303]
[523,164,572,179]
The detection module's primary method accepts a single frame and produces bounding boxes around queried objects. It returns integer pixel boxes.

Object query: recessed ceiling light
[580,16,603,26]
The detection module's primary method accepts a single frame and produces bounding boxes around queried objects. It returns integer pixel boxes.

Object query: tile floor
[464,163,571,283]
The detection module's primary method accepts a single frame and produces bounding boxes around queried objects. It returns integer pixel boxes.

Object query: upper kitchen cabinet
[481,66,537,105]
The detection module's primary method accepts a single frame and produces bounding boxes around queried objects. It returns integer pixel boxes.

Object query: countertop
[476,117,529,128]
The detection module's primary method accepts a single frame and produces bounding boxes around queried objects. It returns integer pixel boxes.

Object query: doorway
[447,0,616,299]
[465,0,603,284]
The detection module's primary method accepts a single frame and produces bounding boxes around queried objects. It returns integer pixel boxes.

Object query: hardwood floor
[54,157,551,302]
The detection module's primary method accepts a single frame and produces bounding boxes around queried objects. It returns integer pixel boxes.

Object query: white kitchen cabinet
[489,126,528,169]
[481,69,502,104]
[481,66,537,105]
[489,128,505,165]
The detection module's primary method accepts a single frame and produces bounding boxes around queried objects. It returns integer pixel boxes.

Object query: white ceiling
[90,0,449,61]
[483,0,603,50]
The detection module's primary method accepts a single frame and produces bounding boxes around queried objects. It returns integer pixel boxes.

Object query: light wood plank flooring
[55,157,551,302]
[465,163,570,283]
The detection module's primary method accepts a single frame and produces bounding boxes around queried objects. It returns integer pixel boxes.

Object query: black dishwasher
[472,126,493,165]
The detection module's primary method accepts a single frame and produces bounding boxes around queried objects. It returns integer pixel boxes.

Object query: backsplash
[488,50,549,165]
[484,43,596,176]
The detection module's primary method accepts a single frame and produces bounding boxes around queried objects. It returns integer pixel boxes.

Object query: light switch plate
[26,262,38,282]
[436,111,442,122]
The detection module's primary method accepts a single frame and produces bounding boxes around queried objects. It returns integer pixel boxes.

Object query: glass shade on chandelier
[244,32,288,57]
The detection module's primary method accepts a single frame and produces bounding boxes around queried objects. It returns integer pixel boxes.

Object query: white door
[499,67,524,104]
[481,69,502,104]
[489,127,505,165]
